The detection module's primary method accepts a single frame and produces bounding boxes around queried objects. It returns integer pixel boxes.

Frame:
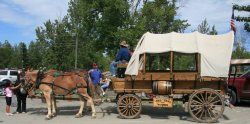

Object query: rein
[39,81,88,95]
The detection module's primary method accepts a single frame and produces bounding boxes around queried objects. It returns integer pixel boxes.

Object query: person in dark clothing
[110,41,131,76]
[15,70,27,114]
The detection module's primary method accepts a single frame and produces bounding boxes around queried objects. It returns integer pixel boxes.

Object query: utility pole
[75,32,78,69]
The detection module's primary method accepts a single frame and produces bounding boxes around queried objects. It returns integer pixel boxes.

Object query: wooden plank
[170,51,173,73]
[135,72,198,81]
[173,89,223,94]
[117,64,128,68]
[197,53,201,76]
[133,71,226,81]
[114,89,152,93]
[143,53,146,73]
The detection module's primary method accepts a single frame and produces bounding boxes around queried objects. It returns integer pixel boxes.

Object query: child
[5,80,18,116]
[100,78,111,96]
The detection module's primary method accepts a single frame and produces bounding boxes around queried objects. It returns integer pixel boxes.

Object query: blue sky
[0,0,249,49]
[0,0,69,45]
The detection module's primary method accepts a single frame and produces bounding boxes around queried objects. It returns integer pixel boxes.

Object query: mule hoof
[91,113,96,119]
[45,116,52,120]
[75,113,83,118]
[52,113,57,117]
[45,114,53,120]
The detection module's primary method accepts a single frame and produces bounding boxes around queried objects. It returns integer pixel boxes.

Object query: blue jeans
[110,61,120,76]
[101,84,109,89]
[110,61,128,76]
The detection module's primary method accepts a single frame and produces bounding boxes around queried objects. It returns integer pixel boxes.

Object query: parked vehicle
[0,69,19,95]
[228,59,250,105]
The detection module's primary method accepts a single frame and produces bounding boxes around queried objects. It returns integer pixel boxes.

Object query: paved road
[1,96,250,124]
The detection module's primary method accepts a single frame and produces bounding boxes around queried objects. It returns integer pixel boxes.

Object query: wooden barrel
[152,81,172,95]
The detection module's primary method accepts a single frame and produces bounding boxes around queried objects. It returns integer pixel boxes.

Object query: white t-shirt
[5,87,13,97]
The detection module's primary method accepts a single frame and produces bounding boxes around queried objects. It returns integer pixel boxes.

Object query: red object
[228,62,250,105]
[92,63,97,67]
[231,18,236,33]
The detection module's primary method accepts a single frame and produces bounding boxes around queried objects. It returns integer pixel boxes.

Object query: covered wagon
[111,31,234,123]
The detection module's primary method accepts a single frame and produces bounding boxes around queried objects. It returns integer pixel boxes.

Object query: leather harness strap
[33,70,89,96]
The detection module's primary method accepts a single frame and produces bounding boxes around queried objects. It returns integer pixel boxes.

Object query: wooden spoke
[119,105,127,108]
[209,108,217,118]
[200,92,206,103]
[207,95,217,103]
[191,99,203,105]
[121,108,128,115]
[191,106,202,112]
[194,95,204,103]
[117,94,142,119]
[209,99,221,105]
[207,108,215,119]
[190,104,202,107]
[198,109,205,119]
[211,108,222,113]
[119,102,127,106]
[204,110,207,119]
[188,88,225,123]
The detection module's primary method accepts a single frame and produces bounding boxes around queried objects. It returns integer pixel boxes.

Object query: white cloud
[0,3,32,26]
[11,0,69,22]
[0,0,69,26]
[0,0,69,44]
[178,0,250,33]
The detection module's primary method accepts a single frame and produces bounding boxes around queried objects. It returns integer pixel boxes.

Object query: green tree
[28,41,43,68]
[136,0,189,34]
[233,5,250,32]
[33,0,190,71]
[197,19,210,34]
[232,37,250,59]
[196,19,218,35]
[8,45,21,68]
[0,40,13,68]
[35,17,74,71]
[19,42,28,68]
[209,25,218,35]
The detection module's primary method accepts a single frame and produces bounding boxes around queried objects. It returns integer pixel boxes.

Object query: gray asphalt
[1,95,250,124]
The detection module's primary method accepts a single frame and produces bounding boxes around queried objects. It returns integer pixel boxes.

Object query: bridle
[24,77,33,94]
[23,71,39,96]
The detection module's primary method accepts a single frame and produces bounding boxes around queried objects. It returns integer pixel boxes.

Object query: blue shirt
[88,69,102,85]
[116,48,130,62]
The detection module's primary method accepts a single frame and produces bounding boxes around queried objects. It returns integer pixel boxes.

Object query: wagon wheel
[188,88,225,123]
[117,94,142,119]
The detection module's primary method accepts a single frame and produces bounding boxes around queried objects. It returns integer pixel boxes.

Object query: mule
[24,69,96,120]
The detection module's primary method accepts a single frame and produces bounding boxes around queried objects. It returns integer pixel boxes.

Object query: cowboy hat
[120,40,128,47]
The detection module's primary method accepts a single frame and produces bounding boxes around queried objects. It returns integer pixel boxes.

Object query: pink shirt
[5,87,13,97]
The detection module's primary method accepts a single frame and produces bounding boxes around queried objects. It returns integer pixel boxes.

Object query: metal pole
[75,33,78,69]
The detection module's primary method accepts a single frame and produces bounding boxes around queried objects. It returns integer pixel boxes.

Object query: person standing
[14,70,27,114]
[88,63,102,97]
[110,40,131,76]
[5,80,18,116]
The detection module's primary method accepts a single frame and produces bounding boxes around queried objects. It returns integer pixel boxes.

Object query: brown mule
[24,69,96,120]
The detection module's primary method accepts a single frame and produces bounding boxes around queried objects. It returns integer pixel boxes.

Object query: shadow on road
[25,101,233,123]
[234,100,250,107]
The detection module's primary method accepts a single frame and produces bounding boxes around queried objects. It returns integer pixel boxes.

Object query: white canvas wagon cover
[125,31,234,77]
